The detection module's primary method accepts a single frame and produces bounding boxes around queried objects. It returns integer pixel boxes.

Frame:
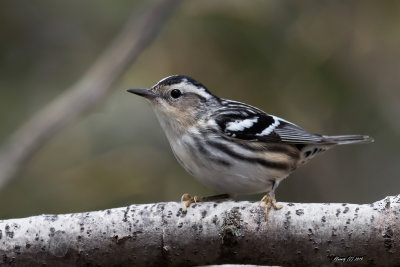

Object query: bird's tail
[297,134,373,165]
[322,134,374,145]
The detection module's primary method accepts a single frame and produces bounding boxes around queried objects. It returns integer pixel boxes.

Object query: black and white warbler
[127,75,373,220]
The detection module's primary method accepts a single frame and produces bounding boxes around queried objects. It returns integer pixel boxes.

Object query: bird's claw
[259,194,283,221]
[180,193,200,212]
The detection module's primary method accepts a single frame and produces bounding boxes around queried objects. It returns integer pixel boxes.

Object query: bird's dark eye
[170,89,182,99]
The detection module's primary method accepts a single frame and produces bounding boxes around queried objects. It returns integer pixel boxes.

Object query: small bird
[127,75,373,220]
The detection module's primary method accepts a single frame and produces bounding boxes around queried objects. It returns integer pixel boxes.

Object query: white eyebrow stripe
[226,117,259,131]
[155,77,213,100]
[192,87,212,99]
[178,82,212,100]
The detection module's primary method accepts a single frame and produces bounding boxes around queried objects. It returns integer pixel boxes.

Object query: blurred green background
[1,1,399,219]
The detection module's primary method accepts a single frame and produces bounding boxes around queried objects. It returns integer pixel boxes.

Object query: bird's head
[128,75,217,134]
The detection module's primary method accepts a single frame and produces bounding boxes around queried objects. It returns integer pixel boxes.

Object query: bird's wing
[213,100,325,144]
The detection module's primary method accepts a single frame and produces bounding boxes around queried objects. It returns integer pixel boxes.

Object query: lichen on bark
[0,196,399,266]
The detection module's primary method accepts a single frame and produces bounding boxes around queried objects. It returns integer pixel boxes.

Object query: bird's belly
[170,137,290,195]
[191,161,276,195]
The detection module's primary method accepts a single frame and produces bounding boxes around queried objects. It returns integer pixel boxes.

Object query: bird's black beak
[127,88,156,99]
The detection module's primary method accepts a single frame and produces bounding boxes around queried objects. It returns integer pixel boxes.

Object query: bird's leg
[180,193,230,212]
[258,192,283,221]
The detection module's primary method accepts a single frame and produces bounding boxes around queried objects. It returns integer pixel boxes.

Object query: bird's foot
[258,193,283,221]
[181,193,200,212]
[180,193,230,212]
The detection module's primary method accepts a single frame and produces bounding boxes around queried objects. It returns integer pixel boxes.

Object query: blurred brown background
[0,1,399,219]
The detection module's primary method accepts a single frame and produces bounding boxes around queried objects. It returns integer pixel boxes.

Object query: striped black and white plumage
[128,75,373,204]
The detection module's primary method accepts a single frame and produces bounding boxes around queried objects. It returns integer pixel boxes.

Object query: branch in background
[0,0,183,189]
[1,196,399,266]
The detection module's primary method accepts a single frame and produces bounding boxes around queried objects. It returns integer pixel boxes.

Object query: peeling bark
[0,195,399,266]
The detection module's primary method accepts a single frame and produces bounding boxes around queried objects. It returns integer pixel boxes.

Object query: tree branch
[0,0,183,189]
[1,195,399,266]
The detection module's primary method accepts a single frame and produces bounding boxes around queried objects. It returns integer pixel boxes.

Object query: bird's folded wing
[214,106,325,144]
